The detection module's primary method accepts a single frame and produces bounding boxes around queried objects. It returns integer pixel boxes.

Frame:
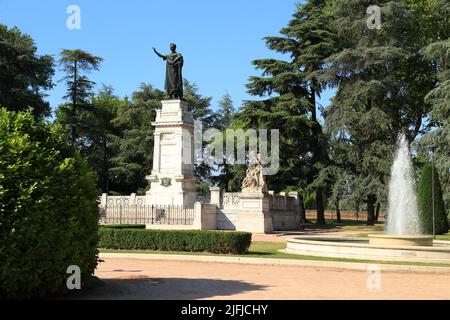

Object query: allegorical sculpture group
[241,152,268,193]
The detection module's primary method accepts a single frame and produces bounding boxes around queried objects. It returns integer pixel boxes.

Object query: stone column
[209,186,221,207]
[100,193,108,208]
[288,191,299,212]
[268,190,275,210]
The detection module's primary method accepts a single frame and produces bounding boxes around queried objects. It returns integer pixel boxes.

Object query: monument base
[235,192,273,234]
[145,99,197,208]
[146,175,197,207]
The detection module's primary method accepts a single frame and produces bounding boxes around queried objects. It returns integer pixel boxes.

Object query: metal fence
[99,204,195,225]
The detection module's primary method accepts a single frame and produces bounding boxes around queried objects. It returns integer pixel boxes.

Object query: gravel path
[78,258,450,300]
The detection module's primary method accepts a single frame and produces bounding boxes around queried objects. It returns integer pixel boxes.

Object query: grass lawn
[306,219,384,232]
[99,240,450,268]
[437,233,450,241]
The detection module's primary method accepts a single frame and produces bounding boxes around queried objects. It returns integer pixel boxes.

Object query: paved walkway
[79,257,450,300]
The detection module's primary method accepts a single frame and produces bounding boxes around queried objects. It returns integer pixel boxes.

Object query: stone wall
[217,190,301,232]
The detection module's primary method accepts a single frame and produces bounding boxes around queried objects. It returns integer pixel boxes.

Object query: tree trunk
[310,79,317,122]
[71,60,78,142]
[366,195,376,226]
[298,194,306,230]
[375,203,381,222]
[316,188,326,224]
[335,199,341,224]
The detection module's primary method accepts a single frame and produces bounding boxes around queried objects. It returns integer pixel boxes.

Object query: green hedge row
[98,228,252,254]
[101,224,146,229]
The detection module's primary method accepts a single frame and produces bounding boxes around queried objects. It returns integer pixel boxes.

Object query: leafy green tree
[212,92,238,190]
[83,86,123,193]
[183,80,214,126]
[418,164,448,234]
[0,109,99,298]
[183,80,216,193]
[213,92,235,129]
[58,49,103,141]
[109,84,164,195]
[419,0,450,212]
[319,0,437,225]
[0,24,54,119]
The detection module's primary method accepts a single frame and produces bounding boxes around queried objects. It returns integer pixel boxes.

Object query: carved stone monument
[241,153,268,193]
[235,152,273,233]
[145,99,197,207]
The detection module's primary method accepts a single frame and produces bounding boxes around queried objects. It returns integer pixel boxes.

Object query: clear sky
[0,0,333,114]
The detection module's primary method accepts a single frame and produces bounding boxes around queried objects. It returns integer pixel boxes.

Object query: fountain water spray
[385,134,421,235]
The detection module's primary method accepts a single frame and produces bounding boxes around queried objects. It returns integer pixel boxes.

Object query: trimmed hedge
[98,228,252,254]
[101,224,146,229]
[418,164,449,234]
[0,109,99,299]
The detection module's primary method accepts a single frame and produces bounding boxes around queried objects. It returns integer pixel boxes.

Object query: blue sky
[0,0,333,114]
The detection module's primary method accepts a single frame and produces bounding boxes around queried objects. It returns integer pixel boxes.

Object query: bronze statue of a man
[153,43,184,99]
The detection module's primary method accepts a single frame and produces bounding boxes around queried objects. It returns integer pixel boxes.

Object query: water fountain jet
[284,134,450,263]
[368,134,433,247]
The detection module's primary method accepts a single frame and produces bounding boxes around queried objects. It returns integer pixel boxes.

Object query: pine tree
[213,92,237,190]
[419,0,450,212]
[320,0,436,225]
[58,49,103,141]
[237,0,337,224]
[214,92,235,129]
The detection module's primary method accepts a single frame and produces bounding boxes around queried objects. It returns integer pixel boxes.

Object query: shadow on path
[69,277,267,300]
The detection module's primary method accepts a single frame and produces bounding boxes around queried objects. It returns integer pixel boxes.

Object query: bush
[98,228,252,254]
[418,164,449,235]
[0,109,99,299]
[101,224,146,229]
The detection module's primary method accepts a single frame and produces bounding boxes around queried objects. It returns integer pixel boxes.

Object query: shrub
[0,109,99,299]
[98,228,252,254]
[418,164,449,235]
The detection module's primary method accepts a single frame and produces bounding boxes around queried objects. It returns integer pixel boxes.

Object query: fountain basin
[368,234,433,247]
[284,236,450,264]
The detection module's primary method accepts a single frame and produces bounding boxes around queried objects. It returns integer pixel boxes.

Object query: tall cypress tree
[418,164,448,235]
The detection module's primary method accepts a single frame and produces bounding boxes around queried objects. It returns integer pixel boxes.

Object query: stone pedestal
[145,99,197,207]
[235,192,273,234]
[209,187,221,207]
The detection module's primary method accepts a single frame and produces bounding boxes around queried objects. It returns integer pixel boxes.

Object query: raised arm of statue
[152,47,166,60]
